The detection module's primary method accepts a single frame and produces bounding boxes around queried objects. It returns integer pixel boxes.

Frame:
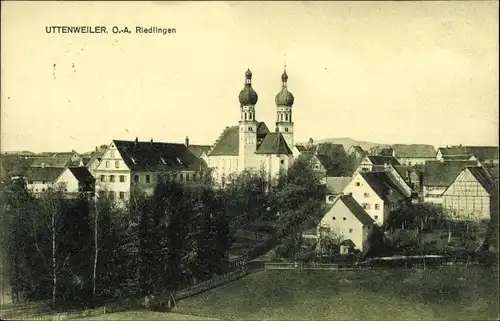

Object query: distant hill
[1,151,36,155]
[298,137,389,153]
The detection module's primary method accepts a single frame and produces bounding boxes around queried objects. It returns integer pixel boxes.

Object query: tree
[316,142,358,177]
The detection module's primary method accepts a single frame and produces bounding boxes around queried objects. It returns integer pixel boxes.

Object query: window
[134,175,139,183]
[248,127,253,131]
[105,161,110,168]
[145,175,150,183]
[42,180,46,184]
[119,175,125,182]
[343,217,346,221]
[28,181,33,184]
[356,182,361,186]
[119,192,125,199]
[100,175,106,182]
[285,127,289,132]
[166,174,171,180]
[98,191,105,198]
[108,191,115,199]
[362,203,371,210]
[179,173,184,182]
[332,216,336,220]
[364,192,369,197]
[109,175,115,182]
[115,161,119,168]
[42,188,45,192]
[281,160,284,164]
[349,229,353,233]
[375,204,380,210]
[186,173,191,181]
[374,215,379,220]
[328,196,335,202]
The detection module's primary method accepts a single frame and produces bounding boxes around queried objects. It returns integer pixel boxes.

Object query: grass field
[79,310,217,320]
[172,266,498,320]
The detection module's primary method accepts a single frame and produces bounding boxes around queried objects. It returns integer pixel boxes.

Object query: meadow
[171,266,498,320]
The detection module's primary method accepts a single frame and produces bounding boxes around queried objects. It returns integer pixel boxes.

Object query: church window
[285,128,289,132]
[281,160,284,164]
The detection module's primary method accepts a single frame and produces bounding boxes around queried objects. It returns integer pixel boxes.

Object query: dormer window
[131,157,137,164]
[176,157,183,165]
[161,158,167,165]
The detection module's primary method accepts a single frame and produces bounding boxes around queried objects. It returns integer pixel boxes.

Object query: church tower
[238,69,258,170]
[275,68,295,150]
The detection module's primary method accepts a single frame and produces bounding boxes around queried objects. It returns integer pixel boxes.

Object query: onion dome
[238,68,258,106]
[275,70,294,107]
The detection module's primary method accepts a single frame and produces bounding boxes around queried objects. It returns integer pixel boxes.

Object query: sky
[1,1,498,153]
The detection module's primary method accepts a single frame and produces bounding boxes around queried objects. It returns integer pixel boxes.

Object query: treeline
[0,158,326,307]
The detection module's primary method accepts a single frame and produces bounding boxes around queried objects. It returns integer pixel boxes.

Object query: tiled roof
[315,154,345,176]
[367,155,401,166]
[188,145,211,158]
[334,195,375,226]
[466,166,494,192]
[465,146,499,161]
[422,160,478,187]
[68,167,95,184]
[295,144,308,152]
[30,157,71,168]
[207,126,239,156]
[438,146,469,156]
[326,177,352,194]
[391,144,436,158]
[483,164,499,181]
[255,133,292,155]
[112,140,205,172]
[348,145,365,155]
[25,167,65,182]
[81,157,92,166]
[393,165,410,181]
[360,171,407,203]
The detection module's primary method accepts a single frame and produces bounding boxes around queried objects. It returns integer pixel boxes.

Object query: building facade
[205,69,295,185]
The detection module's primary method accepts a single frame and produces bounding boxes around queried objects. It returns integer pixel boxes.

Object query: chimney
[41,163,45,168]
[185,136,189,147]
[150,138,153,143]
[135,137,138,144]
[95,146,98,152]
[388,188,393,195]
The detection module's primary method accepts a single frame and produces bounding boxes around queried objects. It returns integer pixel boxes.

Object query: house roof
[367,155,401,166]
[391,144,436,158]
[438,146,470,156]
[295,144,308,152]
[112,140,205,172]
[314,154,346,176]
[316,143,345,154]
[207,122,271,156]
[334,195,375,226]
[466,166,494,192]
[81,157,92,166]
[360,171,407,203]
[483,164,499,181]
[30,157,71,168]
[68,167,95,184]
[422,160,478,187]
[464,146,499,161]
[326,177,352,194]
[25,167,65,182]
[393,165,410,181]
[255,132,293,155]
[188,145,211,158]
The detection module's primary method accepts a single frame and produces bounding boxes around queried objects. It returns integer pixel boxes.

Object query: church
[205,68,297,186]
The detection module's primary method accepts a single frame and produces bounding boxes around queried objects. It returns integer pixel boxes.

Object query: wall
[94,142,132,200]
[207,155,239,186]
[55,169,80,193]
[343,173,385,225]
[318,199,369,252]
[443,169,491,221]
[398,157,433,166]
[422,185,447,204]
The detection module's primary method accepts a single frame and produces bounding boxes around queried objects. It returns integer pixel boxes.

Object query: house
[346,145,366,159]
[317,195,375,253]
[205,69,295,185]
[185,137,211,164]
[25,166,94,196]
[436,146,478,162]
[94,138,206,202]
[342,171,408,226]
[371,164,413,198]
[30,157,72,168]
[442,166,494,222]
[354,155,401,173]
[390,144,436,166]
[464,146,499,165]
[292,144,315,158]
[325,177,353,204]
[421,160,479,204]
[86,150,104,176]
